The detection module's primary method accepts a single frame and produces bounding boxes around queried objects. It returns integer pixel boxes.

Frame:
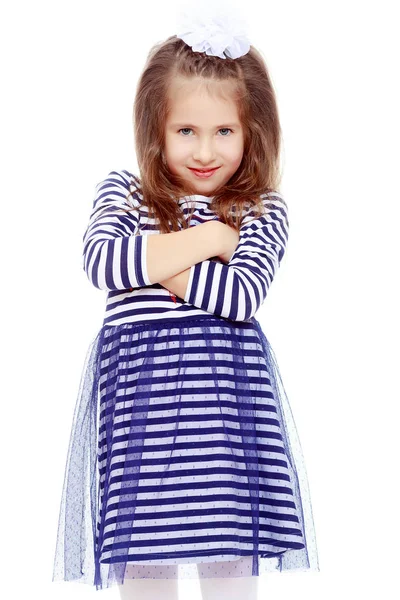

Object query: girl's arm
[145,220,227,284]
[159,227,239,299]
[82,170,230,291]
[161,195,289,322]
[82,172,147,290]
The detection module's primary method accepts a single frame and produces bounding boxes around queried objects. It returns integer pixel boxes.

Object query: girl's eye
[219,128,233,136]
[178,128,233,136]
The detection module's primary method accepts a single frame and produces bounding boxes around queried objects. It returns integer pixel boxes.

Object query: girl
[52,8,319,599]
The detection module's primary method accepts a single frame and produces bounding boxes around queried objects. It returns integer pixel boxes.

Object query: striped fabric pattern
[96,318,306,575]
[184,197,289,321]
[81,170,289,326]
[82,176,151,291]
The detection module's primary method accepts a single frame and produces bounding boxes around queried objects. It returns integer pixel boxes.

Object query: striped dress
[52,169,319,591]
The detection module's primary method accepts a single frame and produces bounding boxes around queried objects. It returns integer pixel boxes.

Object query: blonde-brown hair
[128,35,283,234]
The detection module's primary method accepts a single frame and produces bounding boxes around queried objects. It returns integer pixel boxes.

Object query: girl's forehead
[167,78,238,114]
[168,76,236,99]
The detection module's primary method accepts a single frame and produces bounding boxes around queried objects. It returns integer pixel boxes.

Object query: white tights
[117,558,259,600]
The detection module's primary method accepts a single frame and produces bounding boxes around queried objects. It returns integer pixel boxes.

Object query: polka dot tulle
[52,314,319,591]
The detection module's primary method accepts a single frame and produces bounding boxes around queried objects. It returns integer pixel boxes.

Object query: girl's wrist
[204,220,228,256]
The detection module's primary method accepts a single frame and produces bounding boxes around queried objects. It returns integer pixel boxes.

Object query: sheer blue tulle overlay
[52,314,319,591]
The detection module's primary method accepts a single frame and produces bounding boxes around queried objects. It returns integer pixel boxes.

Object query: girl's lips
[188,167,220,178]
[189,167,219,172]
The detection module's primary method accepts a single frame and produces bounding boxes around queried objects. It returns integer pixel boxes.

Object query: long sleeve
[183,194,289,322]
[82,170,151,291]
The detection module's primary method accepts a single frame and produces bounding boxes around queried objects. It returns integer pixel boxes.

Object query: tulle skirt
[52,314,319,591]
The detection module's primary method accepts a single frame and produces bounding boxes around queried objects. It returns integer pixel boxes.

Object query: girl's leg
[117,563,179,600]
[117,578,179,600]
[197,557,259,600]
[199,575,258,600]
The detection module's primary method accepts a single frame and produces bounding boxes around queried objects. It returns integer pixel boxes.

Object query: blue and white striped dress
[52,169,319,591]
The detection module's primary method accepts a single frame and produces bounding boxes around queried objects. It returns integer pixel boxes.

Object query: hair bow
[175,0,251,60]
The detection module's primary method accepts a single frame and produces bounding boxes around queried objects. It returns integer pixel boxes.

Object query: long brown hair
[128,36,283,234]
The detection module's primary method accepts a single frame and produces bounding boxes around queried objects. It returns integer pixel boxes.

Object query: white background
[1,0,399,598]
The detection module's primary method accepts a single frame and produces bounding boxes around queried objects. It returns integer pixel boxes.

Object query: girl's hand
[217,223,240,264]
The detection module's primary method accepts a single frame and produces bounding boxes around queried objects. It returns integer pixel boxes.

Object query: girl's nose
[192,140,216,164]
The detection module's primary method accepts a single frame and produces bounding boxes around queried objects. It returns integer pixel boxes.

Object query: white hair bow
[175,0,251,60]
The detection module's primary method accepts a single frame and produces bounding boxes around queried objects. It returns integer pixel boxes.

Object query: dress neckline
[178,194,215,206]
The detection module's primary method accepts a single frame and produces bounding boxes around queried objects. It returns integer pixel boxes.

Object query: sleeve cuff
[184,262,201,304]
[140,233,153,286]
[133,233,152,287]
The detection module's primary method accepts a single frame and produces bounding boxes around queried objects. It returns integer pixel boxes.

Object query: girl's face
[164,77,244,196]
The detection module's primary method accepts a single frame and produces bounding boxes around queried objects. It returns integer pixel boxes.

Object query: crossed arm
[158,200,289,322]
[83,171,288,323]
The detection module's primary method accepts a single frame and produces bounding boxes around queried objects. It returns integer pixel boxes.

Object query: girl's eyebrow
[170,122,240,128]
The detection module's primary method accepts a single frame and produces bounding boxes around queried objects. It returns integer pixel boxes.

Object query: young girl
[52,9,319,599]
